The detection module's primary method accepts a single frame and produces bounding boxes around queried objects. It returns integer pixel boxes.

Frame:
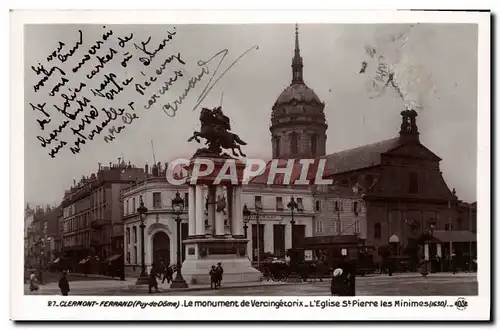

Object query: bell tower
[399,108,420,143]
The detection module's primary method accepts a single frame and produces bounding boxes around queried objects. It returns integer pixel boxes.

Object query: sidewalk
[360,272,477,279]
[26,277,311,295]
[26,271,476,295]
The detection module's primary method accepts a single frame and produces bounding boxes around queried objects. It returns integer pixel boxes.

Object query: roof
[432,230,477,243]
[273,83,322,107]
[322,138,401,176]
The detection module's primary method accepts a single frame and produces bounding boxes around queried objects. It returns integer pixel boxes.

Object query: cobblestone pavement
[25,273,477,296]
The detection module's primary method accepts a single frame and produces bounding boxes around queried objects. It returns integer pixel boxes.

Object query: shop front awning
[52,258,60,264]
[432,230,477,243]
[78,258,89,264]
[105,254,123,262]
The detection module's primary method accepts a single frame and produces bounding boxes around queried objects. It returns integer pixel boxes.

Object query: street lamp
[286,196,303,282]
[287,197,298,266]
[242,204,250,239]
[170,191,188,288]
[243,204,261,269]
[135,196,149,285]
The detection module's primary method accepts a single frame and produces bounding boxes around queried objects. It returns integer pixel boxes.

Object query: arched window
[311,134,318,156]
[290,132,298,155]
[374,223,382,239]
[275,136,281,157]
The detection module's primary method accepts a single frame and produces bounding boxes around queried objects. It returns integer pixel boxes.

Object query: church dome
[274,83,322,107]
[269,24,328,160]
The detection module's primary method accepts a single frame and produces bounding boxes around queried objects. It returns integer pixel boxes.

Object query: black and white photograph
[10,9,490,321]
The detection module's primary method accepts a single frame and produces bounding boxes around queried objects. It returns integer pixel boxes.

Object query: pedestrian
[148,263,159,293]
[166,264,174,284]
[451,253,457,274]
[387,258,393,276]
[162,262,173,284]
[330,268,345,296]
[418,256,429,278]
[209,265,218,289]
[316,260,324,282]
[29,271,39,292]
[160,260,167,284]
[346,261,356,296]
[58,271,70,296]
[216,262,224,288]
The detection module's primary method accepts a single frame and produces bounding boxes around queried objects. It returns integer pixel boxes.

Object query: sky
[23,23,478,205]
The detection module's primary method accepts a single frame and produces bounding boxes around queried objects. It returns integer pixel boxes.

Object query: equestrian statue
[188,106,247,157]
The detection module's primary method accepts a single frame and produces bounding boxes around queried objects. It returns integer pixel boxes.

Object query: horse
[187,108,214,144]
[217,132,247,157]
[188,108,247,157]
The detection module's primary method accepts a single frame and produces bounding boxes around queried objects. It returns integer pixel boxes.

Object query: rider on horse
[188,106,247,157]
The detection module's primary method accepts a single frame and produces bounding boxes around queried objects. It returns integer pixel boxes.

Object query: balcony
[91,218,106,228]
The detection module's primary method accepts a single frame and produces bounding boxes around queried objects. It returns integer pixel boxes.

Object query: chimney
[118,157,121,167]
[109,162,112,169]
[145,163,149,174]
[98,162,102,171]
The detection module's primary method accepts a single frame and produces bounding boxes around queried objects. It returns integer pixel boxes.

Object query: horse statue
[188,106,247,157]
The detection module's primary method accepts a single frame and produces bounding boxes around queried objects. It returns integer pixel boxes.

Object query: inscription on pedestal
[196,241,248,258]
[188,247,195,255]
[199,247,207,257]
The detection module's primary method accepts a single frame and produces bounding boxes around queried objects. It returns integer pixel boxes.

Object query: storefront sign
[304,250,313,261]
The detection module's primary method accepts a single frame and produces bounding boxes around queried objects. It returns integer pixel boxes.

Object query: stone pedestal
[181,156,261,285]
[182,238,260,285]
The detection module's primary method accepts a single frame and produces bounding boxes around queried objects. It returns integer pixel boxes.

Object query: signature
[161,46,259,117]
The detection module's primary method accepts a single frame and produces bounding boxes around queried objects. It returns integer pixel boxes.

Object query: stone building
[241,183,315,262]
[60,160,145,272]
[121,167,189,277]
[320,109,477,265]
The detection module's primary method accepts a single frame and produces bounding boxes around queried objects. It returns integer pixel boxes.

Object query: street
[25,273,477,296]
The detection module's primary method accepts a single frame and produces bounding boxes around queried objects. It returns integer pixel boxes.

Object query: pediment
[384,143,441,161]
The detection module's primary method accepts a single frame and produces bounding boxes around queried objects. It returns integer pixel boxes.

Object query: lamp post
[287,197,301,282]
[287,197,298,266]
[135,196,149,285]
[242,204,250,239]
[243,204,261,269]
[170,191,188,288]
[428,222,435,272]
